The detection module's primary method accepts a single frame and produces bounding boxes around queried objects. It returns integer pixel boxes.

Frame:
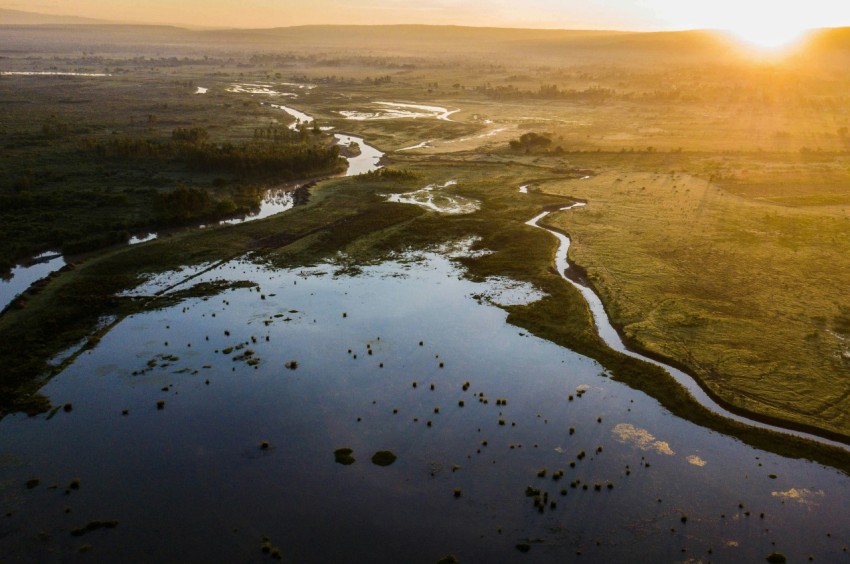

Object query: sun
[639,0,824,53]
[725,21,809,51]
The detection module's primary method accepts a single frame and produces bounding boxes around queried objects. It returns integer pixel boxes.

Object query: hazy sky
[6,0,850,36]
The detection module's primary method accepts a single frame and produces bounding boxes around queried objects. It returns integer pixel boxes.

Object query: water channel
[0,103,383,311]
[528,205,850,451]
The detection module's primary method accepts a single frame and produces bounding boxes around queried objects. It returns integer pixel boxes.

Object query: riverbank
[530,204,850,452]
[539,169,850,442]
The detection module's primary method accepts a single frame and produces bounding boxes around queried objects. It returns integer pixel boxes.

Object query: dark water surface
[1,248,848,562]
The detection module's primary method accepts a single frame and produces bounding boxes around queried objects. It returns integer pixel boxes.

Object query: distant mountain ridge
[0,9,848,65]
[0,8,114,25]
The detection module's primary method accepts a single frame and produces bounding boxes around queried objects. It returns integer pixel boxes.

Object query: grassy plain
[542,165,850,438]
[0,24,849,469]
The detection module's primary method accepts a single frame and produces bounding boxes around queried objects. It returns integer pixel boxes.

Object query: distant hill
[0,18,846,66]
[800,26,850,52]
[0,8,113,25]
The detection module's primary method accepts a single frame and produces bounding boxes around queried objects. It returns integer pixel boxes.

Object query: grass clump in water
[70,520,119,537]
[371,450,397,466]
[334,448,356,465]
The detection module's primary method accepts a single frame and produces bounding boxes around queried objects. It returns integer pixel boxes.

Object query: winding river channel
[0,104,383,311]
[528,205,850,452]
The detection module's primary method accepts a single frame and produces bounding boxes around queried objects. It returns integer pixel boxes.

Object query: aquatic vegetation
[371,451,397,466]
[70,520,119,537]
[334,448,356,465]
[771,488,825,506]
[686,455,706,467]
[612,424,675,456]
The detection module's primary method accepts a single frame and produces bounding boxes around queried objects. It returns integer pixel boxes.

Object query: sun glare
[727,22,808,51]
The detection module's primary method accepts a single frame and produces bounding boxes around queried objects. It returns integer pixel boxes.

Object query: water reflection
[0,252,65,311]
[0,249,847,562]
[341,101,459,121]
[335,133,384,176]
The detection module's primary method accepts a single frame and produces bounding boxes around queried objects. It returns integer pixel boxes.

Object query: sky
[5,0,850,45]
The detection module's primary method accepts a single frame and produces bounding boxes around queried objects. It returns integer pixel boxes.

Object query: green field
[542,165,850,438]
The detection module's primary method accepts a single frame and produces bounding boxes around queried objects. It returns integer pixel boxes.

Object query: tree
[509,132,552,152]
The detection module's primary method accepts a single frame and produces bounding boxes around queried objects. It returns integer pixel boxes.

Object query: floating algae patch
[334,448,356,465]
[771,488,825,507]
[612,423,675,456]
[371,450,397,467]
[686,455,707,467]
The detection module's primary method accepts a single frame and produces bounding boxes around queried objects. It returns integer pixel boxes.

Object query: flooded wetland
[3,249,849,562]
[2,14,850,564]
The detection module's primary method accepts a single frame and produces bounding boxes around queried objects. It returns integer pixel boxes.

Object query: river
[0,104,384,311]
